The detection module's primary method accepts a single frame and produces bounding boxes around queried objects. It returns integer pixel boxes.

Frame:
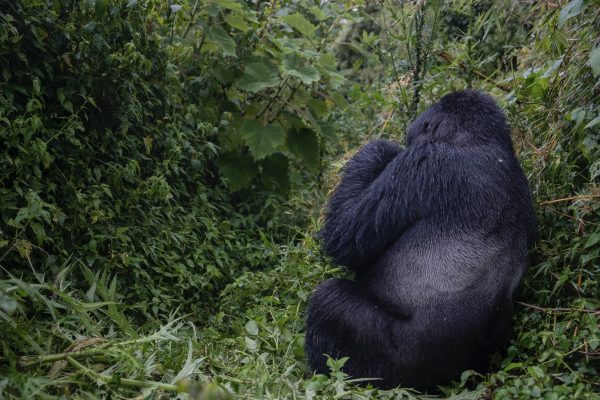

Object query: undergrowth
[1,0,599,399]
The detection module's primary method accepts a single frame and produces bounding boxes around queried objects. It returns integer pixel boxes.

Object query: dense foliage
[0,0,598,399]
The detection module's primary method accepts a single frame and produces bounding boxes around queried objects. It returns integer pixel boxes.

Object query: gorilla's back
[305,90,536,391]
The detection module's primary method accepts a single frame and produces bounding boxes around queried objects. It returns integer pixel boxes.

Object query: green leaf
[585,232,600,249]
[244,336,257,351]
[282,55,320,84]
[558,0,585,27]
[206,26,236,57]
[503,362,523,372]
[585,114,600,130]
[245,320,259,335]
[281,12,317,37]
[528,365,545,379]
[589,46,600,78]
[287,128,319,171]
[237,63,280,93]
[309,6,327,21]
[240,120,285,160]
[95,0,109,16]
[590,159,600,180]
[260,153,289,194]
[213,0,242,11]
[215,152,258,191]
[225,14,250,32]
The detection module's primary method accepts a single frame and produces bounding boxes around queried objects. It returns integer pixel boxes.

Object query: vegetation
[0,0,598,398]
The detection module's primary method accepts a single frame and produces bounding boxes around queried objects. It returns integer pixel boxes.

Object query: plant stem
[66,356,181,392]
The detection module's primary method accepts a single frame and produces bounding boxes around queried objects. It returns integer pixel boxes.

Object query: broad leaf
[260,153,289,194]
[558,0,585,27]
[237,63,280,93]
[225,14,250,32]
[215,152,258,191]
[206,26,236,57]
[282,12,317,37]
[309,6,328,21]
[287,128,319,171]
[240,120,285,160]
[282,55,320,84]
[245,320,259,335]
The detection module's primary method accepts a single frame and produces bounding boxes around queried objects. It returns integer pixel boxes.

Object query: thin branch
[516,301,600,315]
[66,356,180,392]
[539,194,600,206]
[256,77,290,121]
[182,0,200,39]
[381,0,403,89]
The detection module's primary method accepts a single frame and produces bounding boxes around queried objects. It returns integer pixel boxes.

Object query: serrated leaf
[240,120,285,159]
[287,128,319,171]
[225,14,250,32]
[206,26,236,57]
[589,46,600,78]
[245,320,259,335]
[215,152,258,191]
[286,66,320,84]
[309,6,327,21]
[237,63,280,93]
[282,54,320,84]
[558,0,585,27]
[282,12,316,37]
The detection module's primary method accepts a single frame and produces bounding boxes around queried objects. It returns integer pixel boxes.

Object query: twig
[256,77,290,121]
[539,194,600,206]
[66,356,180,392]
[381,0,403,89]
[268,84,300,123]
[182,0,199,39]
[516,301,600,315]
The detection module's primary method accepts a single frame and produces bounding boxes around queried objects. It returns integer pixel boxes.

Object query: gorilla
[305,90,536,391]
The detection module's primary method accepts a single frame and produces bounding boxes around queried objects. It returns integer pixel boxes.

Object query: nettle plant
[170,0,360,192]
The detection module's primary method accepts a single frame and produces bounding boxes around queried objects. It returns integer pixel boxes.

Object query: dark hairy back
[305,90,536,391]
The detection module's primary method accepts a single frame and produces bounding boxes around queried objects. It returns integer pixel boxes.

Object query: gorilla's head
[406,90,512,149]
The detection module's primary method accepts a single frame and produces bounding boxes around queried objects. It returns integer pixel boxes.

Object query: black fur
[305,90,536,391]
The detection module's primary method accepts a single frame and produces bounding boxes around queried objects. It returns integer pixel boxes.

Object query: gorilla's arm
[321,140,423,273]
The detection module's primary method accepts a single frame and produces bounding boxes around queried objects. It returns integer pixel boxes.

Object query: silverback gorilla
[305,90,536,391]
